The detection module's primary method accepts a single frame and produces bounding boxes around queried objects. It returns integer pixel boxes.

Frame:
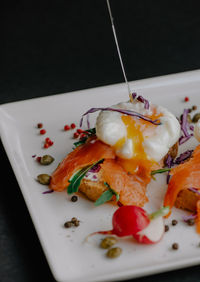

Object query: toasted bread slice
[175,189,200,212]
[79,170,108,202]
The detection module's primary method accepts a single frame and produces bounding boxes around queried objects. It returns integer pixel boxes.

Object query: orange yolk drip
[114,112,162,174]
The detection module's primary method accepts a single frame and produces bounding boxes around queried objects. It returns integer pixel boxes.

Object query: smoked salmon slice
[164,144,200,216]
[100,159,150,206]
[50,135,154,207]
[50,137,115,191]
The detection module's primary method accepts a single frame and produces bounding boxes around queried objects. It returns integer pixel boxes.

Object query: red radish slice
[90,206,150,237]
[133,216,164,244]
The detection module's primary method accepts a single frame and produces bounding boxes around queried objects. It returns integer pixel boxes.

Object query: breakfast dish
[50,96,180,207]
[1,71,200,282]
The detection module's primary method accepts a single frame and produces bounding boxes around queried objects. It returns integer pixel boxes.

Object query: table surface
[1,1,200,281]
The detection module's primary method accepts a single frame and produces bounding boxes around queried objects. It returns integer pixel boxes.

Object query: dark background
[1,1,200,281]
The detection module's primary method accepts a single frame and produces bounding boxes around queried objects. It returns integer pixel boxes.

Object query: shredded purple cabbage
[175,150,193,164]
[180,109,190,137]
[80,107,161,128]
[165,155,173,167]
[189,187,200,196]
[137,95,150,110]
[132,92,137,100]
[42,190,54,194]
[88,163,101,173]
[190,125,194,131]
[86,114,90,129]
[137,95,145,103]
[179,134,193,145]
[164,155,174,184]
[178,109,194,145]
[182,213,197,222]
[144,99,150,110]
[166,150,193,183]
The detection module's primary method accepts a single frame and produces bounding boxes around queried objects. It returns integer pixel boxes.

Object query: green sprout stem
[149,206,170,220]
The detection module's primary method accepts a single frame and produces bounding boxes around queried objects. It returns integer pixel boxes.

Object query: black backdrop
[1,1,200,281]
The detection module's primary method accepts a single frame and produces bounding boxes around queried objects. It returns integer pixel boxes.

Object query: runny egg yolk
[114,113,162,173]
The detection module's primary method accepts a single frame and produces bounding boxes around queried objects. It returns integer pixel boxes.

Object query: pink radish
[90,205,169,244]
[92,206,150,237]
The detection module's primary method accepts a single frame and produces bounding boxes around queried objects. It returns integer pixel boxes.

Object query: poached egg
[96,100,180,171]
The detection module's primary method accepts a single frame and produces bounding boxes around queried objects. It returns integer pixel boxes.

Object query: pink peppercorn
[64,125,70,131]
[184,97,189,102]
[71,123,76,129]
[77,129,84,134]
[40,129,46,135]
[74,132,79,139]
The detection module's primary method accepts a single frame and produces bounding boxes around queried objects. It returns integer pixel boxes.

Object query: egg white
[96,100,181,162]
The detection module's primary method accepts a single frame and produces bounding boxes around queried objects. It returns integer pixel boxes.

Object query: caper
[71,217,78,223]
[64,221,73,228]
[74,221,80,227]
[172,243,179,250]
[100,237,117,249]
[192,113,200,123]
[37,174,51,185]
[106,247,122,258]
[40,155,54,165]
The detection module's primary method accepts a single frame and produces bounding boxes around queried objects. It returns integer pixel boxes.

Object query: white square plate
[1,70,200,282]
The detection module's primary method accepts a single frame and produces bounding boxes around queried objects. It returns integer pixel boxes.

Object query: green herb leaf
[73,128,96,148]
[73,137,88,148]
[94,190,114,206]
[151,168,171,176]
[94,182,120,206]
[67,159,104,194]
[85,128,96,135]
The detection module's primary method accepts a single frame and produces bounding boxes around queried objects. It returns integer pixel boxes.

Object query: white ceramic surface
[1,70,200,282]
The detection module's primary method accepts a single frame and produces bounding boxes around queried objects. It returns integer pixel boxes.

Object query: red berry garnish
[73,132,79,139]
[77,129,84,134]
[45,137,50,143]
[44,143,49,148]
[37,123,43,128]
[184,97,189,102]
[48,141,54,146]
[71,123,76,129]
[40,129,46,135]
[64,125,70,131]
